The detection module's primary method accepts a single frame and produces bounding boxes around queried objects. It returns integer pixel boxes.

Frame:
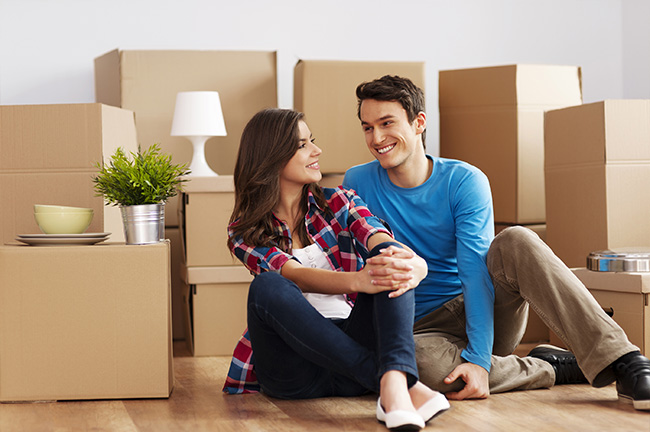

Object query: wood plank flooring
[1,342,649,432]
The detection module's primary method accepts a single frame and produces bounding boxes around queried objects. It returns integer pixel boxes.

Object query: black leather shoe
[528,344,587,385]
[613,351,650,411]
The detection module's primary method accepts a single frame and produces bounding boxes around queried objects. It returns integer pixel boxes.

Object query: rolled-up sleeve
[339,188,392,253]
[228,227,294,275]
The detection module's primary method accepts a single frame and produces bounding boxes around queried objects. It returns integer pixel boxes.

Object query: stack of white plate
[16,232,111,246]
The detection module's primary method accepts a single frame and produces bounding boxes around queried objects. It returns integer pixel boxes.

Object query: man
[342,75,650,410]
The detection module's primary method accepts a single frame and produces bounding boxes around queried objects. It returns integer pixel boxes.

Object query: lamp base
[187,136,218,177]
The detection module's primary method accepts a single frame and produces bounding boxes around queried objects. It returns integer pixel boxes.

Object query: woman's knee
[248,271,301,306]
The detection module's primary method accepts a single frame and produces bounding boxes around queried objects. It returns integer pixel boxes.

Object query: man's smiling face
[359,99,424,171]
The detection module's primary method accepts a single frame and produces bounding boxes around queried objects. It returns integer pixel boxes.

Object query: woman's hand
[362,245,427,298]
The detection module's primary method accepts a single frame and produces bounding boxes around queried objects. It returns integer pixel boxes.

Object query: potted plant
[93,143,190,244]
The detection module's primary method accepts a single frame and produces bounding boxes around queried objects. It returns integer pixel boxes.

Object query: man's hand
[443,362,490,400]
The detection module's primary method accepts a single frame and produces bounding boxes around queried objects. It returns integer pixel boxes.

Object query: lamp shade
[171,91,227,137]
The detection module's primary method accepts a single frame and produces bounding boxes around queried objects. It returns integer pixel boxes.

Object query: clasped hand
[360,245,427,298]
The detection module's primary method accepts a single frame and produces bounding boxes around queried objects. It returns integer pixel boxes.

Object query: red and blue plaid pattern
[222,186,391,394]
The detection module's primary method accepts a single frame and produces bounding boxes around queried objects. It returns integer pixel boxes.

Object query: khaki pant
[414,226,638,393]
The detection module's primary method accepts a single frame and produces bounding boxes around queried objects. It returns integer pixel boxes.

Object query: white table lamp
[171,91,227,177]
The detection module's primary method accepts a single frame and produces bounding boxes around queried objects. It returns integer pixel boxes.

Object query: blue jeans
[247,241,419,399]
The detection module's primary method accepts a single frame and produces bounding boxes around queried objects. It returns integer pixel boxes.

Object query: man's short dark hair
[356,75,426,148]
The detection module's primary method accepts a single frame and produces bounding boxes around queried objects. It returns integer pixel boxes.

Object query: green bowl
[34,211,94,234]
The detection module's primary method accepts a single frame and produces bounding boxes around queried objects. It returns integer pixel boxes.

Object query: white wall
[622,0,650,99]
[0,0,646,154]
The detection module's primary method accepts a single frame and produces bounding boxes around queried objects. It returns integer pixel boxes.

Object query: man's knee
[492,226,538,251]
[488,225,541,269]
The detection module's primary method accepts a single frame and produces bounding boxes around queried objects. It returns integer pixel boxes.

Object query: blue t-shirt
[343,155,495,371]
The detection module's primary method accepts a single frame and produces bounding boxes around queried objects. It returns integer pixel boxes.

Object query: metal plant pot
[120,204,165,245]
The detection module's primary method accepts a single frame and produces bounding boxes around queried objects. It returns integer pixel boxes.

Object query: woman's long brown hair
[228,108,329,253]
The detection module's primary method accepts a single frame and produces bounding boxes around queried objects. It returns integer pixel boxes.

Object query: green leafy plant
[93,144,190,206]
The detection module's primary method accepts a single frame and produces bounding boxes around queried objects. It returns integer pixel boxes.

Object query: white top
[292,243,352,319]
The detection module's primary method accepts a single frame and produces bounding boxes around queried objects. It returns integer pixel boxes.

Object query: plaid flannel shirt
[223,186,392,394]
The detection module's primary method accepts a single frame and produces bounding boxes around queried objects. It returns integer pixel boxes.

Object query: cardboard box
[0,103,137,244]
[570,268,650,356]
[94,49,278,226]
[294,60,425,174]
[182,265,252,356]
[0,242,173,401]
[179,175,238,267]
[439,64,583,224]
[545,100,650,267]
[319,174,345,189]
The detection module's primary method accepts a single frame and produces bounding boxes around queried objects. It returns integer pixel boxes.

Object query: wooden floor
[1,342,649,432]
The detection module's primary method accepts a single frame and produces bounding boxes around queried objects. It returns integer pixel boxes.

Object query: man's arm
[446,168,495,399]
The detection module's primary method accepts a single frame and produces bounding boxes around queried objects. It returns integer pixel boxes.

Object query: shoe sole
[417,393,451,423]
[377,423,423,432]
[618,394,650,410]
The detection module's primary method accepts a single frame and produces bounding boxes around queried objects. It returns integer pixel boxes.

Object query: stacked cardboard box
[95,49,277,341]
[439,64,583,225]
[295,60,425,174]
[0,103,138,244]
[545,100,650,268]
[0,242,173,401]
[179,176,252,356]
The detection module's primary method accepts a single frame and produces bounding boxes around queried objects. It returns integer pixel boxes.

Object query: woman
[223,108,449,431]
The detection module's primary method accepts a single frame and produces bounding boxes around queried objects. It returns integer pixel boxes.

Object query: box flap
[440,64,582,108]
[603,100,650,161]
[94,49,122,107]
[545,100,650,168]
[516,65,582,107]
[183,175,234,193]
[184,265,253,285]
[545,102,606,169]
[572,267,650,293]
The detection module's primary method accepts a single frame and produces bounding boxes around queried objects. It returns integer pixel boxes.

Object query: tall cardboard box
[545,100,650,267]
[0,103,137,244]
[0,242,173,401]
[439,65,583,224]
[94,49,278,226]
[294,60,425,174]
[179,176,238,267]
[182,265,252,356]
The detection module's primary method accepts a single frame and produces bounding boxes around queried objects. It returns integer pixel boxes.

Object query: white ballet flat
[376,398,425,431]
[416,392,450,423]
